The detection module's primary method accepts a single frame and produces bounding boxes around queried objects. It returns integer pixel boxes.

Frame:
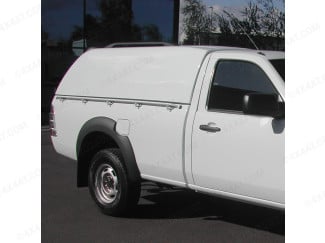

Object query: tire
[88,148,140,216]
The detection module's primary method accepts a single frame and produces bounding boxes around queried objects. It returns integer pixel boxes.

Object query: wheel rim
[94,163,118,204]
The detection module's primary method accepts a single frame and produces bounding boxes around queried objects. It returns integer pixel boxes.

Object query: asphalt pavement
[42,131,284,243]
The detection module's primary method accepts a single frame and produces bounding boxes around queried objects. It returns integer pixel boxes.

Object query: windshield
[269,59,285,81]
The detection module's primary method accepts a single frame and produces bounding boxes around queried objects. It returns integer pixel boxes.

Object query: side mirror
[243,93,284,118]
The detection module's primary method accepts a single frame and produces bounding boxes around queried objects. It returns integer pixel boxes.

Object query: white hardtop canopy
[56,46,283,104]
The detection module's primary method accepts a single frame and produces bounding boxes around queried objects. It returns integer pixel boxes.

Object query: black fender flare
[76,116,141,184]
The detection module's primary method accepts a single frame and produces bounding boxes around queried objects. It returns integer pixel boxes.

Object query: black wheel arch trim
[76,116,141,186]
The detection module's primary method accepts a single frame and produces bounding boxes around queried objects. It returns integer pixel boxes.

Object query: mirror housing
[243,93,284,118]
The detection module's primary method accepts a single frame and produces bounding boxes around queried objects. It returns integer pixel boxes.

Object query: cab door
[191,52,284,204]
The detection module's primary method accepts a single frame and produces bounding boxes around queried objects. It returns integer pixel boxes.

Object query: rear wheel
[88,148,140,216]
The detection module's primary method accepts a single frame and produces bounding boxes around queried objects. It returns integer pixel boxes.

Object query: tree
[257,0,284,37]
[98,0,134,42]
[217,15,232,35]
[241,1,262,35]
[70,0,143,46]
[71,25,83,41]
[182,0,213,44]
[219,0,284,38]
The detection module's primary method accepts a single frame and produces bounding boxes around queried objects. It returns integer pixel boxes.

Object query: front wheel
[88,148,140,216]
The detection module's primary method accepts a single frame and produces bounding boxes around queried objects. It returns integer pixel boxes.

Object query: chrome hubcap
[95,164,118,203]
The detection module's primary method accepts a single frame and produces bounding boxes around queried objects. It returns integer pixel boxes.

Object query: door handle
[199,123,221,132]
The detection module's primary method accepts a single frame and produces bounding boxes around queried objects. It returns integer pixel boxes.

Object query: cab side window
[207,60,277,112]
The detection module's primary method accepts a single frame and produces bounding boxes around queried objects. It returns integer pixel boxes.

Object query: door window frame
[205,58,282,115]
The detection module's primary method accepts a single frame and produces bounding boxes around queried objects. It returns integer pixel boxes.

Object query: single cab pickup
[50,46,285,215]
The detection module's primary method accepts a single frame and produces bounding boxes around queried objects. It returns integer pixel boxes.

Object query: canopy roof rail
[106,42,174,48]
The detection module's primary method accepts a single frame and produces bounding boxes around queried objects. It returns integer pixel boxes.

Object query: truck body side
[51,46,285,210]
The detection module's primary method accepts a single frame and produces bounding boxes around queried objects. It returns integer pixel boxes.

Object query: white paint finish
[189,184,284,209]
[183,54,212,186]
[55,46,210,104]
[129,105,189,183]
[51,97,189,184]
[191,52,284,204]
[141,174,186,188]
[115,119,130,136]
[192,111,285,203]
[51,46,285,208]
[51,98,120,160]
[259,50,284,60]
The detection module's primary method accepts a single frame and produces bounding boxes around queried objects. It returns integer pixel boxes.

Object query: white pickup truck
[50,46,285,215]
